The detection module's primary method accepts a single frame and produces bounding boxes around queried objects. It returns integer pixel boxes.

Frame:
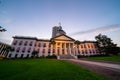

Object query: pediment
[51,34,75,41]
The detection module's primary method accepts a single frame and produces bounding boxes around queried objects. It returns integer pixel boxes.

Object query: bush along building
[7,25,101,59]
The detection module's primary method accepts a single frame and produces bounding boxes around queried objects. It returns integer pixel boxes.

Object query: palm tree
[31,50,39,58]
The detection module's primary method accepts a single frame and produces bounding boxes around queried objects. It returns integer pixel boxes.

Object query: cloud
[69,24,120,36]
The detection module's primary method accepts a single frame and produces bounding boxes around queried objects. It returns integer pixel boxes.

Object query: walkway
[65,59,120,80]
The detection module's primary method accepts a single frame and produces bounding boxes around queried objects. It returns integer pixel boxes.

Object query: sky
[0,0,120,46]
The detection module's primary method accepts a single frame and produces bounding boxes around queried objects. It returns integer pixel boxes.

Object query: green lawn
[86,56,120,62]
[0,59,107,80]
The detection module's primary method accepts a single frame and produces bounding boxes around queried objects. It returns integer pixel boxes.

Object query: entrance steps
[58,54,77,59]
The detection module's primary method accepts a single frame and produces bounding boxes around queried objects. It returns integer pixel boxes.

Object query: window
[12,47,15,52]
[13,40,17,45]
[26,54,29,58]
[89,50,92,53]
[48,49,51,53]
[88,44,90,48]
[84,44,86,48]
[81,45,83,48]
[21,54,24,58]
[53,49,55,53]
[37,48,40,53]
[22,47,26,53]
[19,41,23,45]
[16,47,20,52]
[78,50,80,54]
[42,49,45,53]
[29,41,33,46]
[39,43,41,47]
[24,41,28,46]
[28,48,31,53]
[15,54,18,58]
[82,50,84,54]
[91,45,94,48]
[85,50,87,54]
[48,43,51,48]
[9,54,12,57]
[43,43,46,47]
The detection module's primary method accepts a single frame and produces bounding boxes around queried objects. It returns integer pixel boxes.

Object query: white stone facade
[7,35,100,58]
[7,26,100,58]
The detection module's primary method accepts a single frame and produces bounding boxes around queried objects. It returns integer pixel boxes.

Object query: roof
[50,34,75,41]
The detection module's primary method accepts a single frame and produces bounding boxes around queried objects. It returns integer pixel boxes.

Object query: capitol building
[7,25,100,59]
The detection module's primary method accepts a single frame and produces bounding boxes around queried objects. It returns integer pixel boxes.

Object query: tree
[74,40,81,55]
[4,46,14,57]
[74,40,81,47]
[95,34,120,55]
[31,50,39,58]
[0,26,7,32]
[50,40,56,48]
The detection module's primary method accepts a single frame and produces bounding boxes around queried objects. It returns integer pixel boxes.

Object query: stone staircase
[58,54,77,59]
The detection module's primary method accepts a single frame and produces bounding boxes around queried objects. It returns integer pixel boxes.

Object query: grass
[86,55,120,62]
[0,59,107,80]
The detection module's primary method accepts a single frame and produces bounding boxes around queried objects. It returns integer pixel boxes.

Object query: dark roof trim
[13,36,37,40]
[81,41,97,43]
[37,39,50,42]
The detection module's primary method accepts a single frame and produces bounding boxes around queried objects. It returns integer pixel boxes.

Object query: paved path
[65,59,120,80]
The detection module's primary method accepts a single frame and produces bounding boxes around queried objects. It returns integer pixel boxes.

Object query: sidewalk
[65,59,120,80]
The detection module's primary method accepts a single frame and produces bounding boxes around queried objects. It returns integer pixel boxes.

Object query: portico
[50,34,75,56]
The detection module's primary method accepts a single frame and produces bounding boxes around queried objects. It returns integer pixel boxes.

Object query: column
[55,42,57,55]
[64,42,67,55]
[60,42,62,55]
[69,43,71,55]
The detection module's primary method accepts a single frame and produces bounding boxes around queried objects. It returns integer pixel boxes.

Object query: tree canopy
[0,26,7,32]
[95,34,120,55]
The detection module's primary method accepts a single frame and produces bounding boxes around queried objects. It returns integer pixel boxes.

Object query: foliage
[74,40,81,45]
[3,46,14,58]
[31,50,39,58]
[0,59,107,80]
[50,40,56,45]
[0,26,7,32]
[95,34,120,55]
[50,40,56,48]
